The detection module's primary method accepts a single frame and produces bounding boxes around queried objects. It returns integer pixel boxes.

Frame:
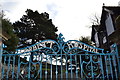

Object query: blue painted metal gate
[1,34,120,79]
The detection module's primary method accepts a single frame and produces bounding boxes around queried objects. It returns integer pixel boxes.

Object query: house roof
[103,6,120,14]
[101,6,120,22]
[100,6,120,45]
[91,6,120,49]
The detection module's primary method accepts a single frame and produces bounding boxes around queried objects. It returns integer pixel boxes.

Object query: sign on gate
[1,33,120,79]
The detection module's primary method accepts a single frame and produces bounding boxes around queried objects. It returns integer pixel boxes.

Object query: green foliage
[13,9,58,47]
[4,35,19,52]
[79,36,92,46]
[2,19,19,52]
[2,19,13,36]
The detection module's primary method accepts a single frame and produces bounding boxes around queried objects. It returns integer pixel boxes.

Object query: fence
[1,33,120,80]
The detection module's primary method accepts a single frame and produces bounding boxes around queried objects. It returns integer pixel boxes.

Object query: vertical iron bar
[12,56,15,79]
[65,53,68,79]
[99,55,104,79]
[112,55,118,79]
[79,55,83,78]
[28,55,31,80]
[40,53,42,80]
[50,55,52,79]
[2,55,6,79]
[116,54,120,80]
[17,56,20,80]
[70,54,73,78]
[45,54,48,79]
[60,51,63,79]
[104,55,109,80]
[108,55,113,79]
[75,54,78,79]
[6,56,11,79]
[90,55,94,80]
[55,54,58,80]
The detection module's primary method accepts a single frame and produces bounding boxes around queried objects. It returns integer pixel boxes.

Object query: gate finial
[57,33,64,44]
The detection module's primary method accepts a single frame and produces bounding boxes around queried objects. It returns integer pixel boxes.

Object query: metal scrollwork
[2,33,119,79]
[82,55,101,78]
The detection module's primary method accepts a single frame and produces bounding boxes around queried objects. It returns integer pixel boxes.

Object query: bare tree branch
[89,13,100,25]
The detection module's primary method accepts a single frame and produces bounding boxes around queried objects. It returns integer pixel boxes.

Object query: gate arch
[1,33,120,79]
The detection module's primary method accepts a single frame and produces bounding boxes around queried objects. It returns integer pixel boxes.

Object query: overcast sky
[1,0,120,41]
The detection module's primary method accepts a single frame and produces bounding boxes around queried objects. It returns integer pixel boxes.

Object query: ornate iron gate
[1,33,120,79]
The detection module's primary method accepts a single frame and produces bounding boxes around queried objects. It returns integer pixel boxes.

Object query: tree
[89,13,100,25]
[13,9,58,48]
[79,36,92,46]
[2,18,19,52]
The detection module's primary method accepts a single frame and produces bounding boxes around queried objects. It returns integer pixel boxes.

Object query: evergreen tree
[2,19,19,52]
[13,9,58,48]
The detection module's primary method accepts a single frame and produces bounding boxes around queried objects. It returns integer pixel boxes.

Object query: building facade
[91,6,120,53]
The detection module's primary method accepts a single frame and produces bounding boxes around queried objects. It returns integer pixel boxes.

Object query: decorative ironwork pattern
[1,33,120,79]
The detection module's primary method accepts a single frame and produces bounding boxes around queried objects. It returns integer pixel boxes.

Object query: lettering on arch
[63,40,103,54]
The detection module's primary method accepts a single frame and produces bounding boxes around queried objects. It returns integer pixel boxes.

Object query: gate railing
[1,33,120,79]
